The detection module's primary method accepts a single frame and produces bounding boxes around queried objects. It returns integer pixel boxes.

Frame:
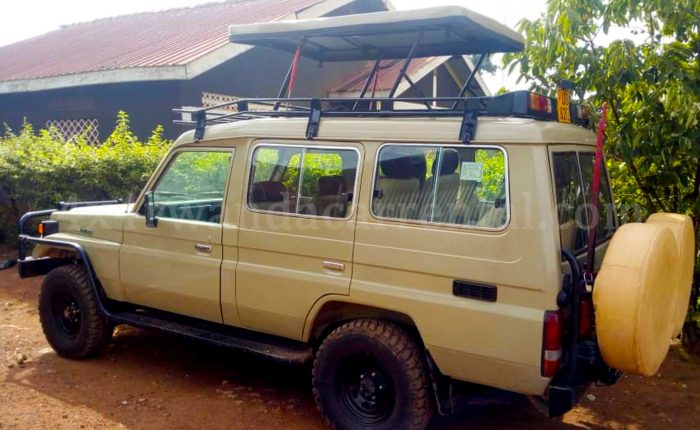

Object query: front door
[236,142,362,339]
[120,148,234,323]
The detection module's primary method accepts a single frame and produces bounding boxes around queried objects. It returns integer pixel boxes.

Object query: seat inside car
[250,181,290,212]
[315,175,348,217]
[373,148,427,220]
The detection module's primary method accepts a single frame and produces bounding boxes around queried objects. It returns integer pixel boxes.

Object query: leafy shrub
[0,111,171,246]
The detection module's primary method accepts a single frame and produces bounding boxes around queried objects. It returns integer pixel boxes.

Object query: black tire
[39,264,113,359]
[312,319,433,430]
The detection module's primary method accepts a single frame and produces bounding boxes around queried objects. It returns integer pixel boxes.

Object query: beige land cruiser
[16,7,695,430]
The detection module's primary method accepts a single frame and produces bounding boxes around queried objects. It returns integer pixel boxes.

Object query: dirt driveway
[1,268,699,430]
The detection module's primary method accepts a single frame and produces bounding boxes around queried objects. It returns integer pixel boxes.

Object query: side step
[108,310,313,365]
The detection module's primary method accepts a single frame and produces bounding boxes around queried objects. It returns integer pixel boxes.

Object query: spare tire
[593,223,678,376]
[646,213,695,337]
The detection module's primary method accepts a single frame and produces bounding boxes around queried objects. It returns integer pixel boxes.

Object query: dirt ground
[1,268,699,430]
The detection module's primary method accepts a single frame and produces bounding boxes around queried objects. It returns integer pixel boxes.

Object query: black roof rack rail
[173,92,590,143]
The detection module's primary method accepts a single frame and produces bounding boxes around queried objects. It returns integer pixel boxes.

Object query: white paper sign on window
[460,162,483,182]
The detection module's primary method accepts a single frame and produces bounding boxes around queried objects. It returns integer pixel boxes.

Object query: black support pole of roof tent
[386,30,425,106]
[452,53,488,109]
[351,59,381,111]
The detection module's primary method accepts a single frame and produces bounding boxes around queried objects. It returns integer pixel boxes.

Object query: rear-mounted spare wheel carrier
[593,222,680,376]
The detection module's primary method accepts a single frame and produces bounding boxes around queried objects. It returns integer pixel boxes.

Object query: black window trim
[245,141,362,221]
[369,142,511,232]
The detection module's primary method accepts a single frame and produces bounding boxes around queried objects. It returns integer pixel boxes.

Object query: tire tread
[312,318,433,430]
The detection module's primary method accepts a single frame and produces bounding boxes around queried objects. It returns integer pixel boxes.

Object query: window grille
[46,118,99,143]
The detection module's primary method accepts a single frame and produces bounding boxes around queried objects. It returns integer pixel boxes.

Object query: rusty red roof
[330,57,440,93]
[0,0,324,83]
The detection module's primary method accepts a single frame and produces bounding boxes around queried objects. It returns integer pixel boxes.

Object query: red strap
[585,103,608,274]
[288,47,301,97]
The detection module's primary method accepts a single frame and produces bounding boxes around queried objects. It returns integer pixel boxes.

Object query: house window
[372,144,509,229]
[45,118,99,143]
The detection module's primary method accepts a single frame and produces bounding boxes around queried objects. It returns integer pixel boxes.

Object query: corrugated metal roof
[330,57,439,93]
[0,0,323,83]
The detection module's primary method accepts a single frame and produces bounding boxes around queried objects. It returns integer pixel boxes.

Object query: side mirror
[144,191,158,228]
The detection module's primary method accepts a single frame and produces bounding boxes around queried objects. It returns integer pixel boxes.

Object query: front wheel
[39,265,113,359]
[312,319,433,430]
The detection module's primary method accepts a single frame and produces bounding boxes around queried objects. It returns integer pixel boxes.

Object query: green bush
[0,111,171,246]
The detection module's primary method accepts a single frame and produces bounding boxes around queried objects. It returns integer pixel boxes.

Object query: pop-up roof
[228,6,524,61]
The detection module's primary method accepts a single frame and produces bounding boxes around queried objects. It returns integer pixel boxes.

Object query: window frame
[140,147,235,225]
[245,142,362,221]
[549,147,618,255]
[369,142,511,232]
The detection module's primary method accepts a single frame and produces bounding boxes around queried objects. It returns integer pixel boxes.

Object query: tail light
[542,310,563,378]
[579,298,592,337]
[529,93,553,114]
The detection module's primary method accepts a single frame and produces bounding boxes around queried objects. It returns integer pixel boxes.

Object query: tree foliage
[505,0,700,333]
[0,112,170,246]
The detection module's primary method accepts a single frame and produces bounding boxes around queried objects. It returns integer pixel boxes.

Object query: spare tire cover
[593,223,678,376]
[646,213,695,337]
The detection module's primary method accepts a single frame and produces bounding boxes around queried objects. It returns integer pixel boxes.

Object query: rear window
[371,144,508,229]
[552,151,616,253]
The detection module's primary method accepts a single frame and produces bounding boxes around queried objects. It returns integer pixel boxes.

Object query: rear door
[236,142,362,339]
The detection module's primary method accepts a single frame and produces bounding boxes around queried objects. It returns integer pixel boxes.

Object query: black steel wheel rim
[335,354,395,425]
[52,291,81,337]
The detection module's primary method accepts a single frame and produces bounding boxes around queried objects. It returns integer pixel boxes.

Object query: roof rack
[174,92,590,143]
[174,7,589,142]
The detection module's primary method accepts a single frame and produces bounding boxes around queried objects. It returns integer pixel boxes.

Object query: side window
[152,150,233,223]
[552,151,616,253]
[579,153,617,241]
[372,145,508,228]
[248,145,359,218]
[552,152,587,252]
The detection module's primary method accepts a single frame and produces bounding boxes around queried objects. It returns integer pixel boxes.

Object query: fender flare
[18,235,114,318]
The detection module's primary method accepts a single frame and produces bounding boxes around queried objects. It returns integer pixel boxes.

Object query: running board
[109,310,313,365]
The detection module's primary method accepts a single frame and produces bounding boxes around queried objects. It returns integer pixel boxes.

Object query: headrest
[318,176,347,195]
[250,181,286,203]
[432,148,460,176]
[379,148,427,180]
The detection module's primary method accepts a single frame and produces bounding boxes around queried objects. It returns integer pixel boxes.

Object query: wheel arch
[304,299,421,347]
[34,244,79,260]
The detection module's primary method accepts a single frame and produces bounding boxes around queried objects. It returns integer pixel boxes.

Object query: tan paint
[40,116,603,397]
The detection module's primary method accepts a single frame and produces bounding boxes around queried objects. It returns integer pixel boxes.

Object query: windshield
[552,150,617,254]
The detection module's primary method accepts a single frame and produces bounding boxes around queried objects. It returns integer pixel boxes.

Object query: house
[0,0,489,141]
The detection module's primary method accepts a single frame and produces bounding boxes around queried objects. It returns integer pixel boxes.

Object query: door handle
[322,261,345,271]
[195,243,212,253]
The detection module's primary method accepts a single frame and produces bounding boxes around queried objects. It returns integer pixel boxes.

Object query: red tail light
[542,310,563,377]
[529,93,553,114]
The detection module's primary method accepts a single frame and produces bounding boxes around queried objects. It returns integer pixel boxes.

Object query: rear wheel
[312,319,433,430]
[39,265,113,359]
